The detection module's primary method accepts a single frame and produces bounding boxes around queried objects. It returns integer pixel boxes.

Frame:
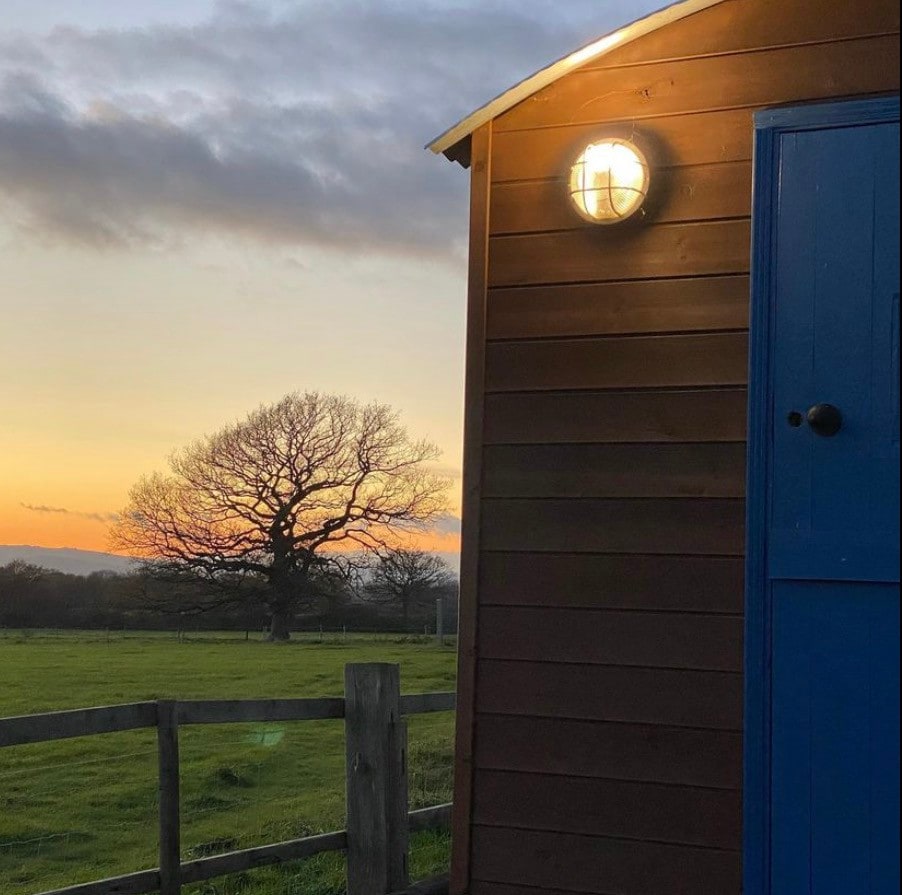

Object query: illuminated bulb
[569,139,650,224]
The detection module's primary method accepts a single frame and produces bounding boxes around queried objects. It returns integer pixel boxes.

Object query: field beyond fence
[0,632,457,895]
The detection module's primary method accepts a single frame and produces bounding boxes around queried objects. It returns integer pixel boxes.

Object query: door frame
[744,94,902,895]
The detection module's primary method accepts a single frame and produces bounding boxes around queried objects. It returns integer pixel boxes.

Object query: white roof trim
[427,0,730,157]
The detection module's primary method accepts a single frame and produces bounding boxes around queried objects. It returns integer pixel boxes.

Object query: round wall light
[569,139,650,224]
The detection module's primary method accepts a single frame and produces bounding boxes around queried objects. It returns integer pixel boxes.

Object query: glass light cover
[569,139,650,224]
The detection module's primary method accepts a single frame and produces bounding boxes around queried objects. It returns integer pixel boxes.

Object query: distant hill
[0,546,135,576]
[0,545,460,577]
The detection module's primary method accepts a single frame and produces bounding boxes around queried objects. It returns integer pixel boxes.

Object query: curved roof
[427,0,729,163]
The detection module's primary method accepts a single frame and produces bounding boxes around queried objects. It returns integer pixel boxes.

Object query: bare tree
[111,393,449,640]
[364,549,456,632]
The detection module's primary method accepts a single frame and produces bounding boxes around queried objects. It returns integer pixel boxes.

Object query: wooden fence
[0,663,455,895]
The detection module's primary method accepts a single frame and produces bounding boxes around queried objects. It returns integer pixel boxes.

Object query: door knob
[806,403,843,437]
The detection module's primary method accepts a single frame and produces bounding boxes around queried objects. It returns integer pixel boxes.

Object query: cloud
[0,0,661,257]
[432,514,462,536]
[21,503,120,524]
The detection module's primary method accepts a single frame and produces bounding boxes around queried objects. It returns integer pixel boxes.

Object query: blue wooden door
[747,98,901,895]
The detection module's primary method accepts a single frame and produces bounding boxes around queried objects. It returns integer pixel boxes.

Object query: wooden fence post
[344,663,409,895]
[157,700,181,895]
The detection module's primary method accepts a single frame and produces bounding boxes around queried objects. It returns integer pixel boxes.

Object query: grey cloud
[432,514,462,536]
[0,0,662,255]
[21,503,120,523]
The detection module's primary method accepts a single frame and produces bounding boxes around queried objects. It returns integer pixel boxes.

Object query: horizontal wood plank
[36,872,160,895]
[471,827,741,894]
[478,607,742,672]
[477,660,743,729]
[590,0,900,69]
[485,332,749,393]
[483,389,748,444]
[408,803,454,833]
[177,698,345,725]
[473,770,742,849]
[400,693,457,715]
[179,831,348,884]
[0,703,158,748]
[491,163,752,234]
[474,714,742,788]
[488,220,752,288]
[492,108,755,182]
[479,552,745,613]
[481,498,745,556]
[486,275,750,339]
[496,35,900,131]
[483,443,746,498]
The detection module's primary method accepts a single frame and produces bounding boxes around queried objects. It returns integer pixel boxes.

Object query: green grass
[0,631,457,894]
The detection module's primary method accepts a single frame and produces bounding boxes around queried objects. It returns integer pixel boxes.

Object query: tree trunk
[268,608,292,642]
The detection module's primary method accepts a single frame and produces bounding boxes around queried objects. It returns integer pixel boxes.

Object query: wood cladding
[478,606,743,672]
[485,333,750,392]
[476,715,742,789]
[491,162,752,235]
[586,0,899,69]
[481,498,745,556]
[474,770,742,848]
[476,661,743,730]
[492,108,756,182]
[479,552,745,614]
[483,389,749,444]
[496,35,900,132]
[483,443,747,498]
[471,827,742,895]
[453,1,901,890]
[486,276,751,339]
[488,220,752,288]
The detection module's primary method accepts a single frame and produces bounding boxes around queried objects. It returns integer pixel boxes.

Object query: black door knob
[807,403,843,437]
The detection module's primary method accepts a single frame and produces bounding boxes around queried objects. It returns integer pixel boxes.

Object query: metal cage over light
[569,139,651,224]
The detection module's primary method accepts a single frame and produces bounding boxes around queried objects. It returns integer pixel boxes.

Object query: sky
[0,0,663,557]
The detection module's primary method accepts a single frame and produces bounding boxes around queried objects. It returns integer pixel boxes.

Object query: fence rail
[0,664,456,895]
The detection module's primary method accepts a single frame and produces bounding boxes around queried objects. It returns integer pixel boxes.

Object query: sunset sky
[0,0,661,557]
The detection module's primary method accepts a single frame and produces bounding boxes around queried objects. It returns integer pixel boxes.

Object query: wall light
[569,139,650,224]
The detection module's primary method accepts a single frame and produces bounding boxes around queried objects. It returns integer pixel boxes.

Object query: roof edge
[426,0,729,162]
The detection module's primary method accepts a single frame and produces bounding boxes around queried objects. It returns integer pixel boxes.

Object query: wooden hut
[428,1,900,892]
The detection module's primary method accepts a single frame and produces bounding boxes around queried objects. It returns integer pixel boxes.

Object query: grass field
[0,630,457,895]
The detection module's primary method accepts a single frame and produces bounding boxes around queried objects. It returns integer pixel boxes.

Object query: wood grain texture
[474,715,743,789]
[0,702,158,747]
[35,872,161,895]
[450,123,492,895]
[496,35,900,132]
[483,389,749,444]
[156,702,181,895]
[344,664,409,895]
[486,275,750,339]
[471,827,741,895]
[478,606,742,672]
[473,770,742,849]
[589,0,900,69]
[179,831,349,885]
[178,698,345,725]
[481,498,745,556]
[479,552,745,613]
[483,443,746,498]
[476,660,743,730]
[492,108,756,182]
[491,163,752,235]
[489,220,752,288]
[485,333,750,392]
